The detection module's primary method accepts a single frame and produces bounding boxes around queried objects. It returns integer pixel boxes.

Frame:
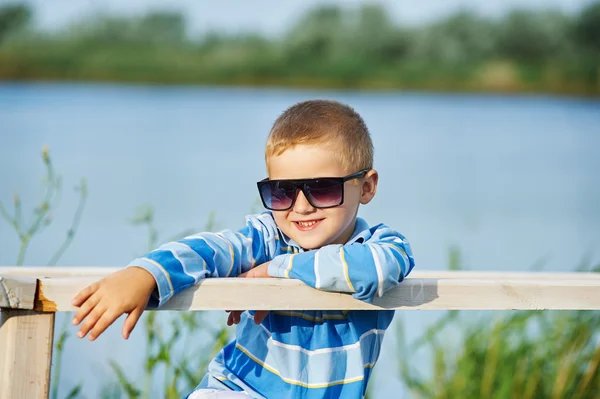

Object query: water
[1,83,599,398]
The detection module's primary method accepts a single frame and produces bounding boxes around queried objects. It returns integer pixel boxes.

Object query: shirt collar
[347,217,371,244]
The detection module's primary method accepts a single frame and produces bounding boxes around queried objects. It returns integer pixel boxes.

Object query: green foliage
[409,11,495,65]
[64,385,83,399]
[397,310,600,398]
[0,3,31,43]
[110,360,141,398]
[575,2,600,53]
[137,11,186,43]
[68,11,186,46]
[396,250,600,399]
[1,2,599,94]
[495,9,573,62]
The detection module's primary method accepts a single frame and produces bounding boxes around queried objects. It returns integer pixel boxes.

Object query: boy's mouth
[293,219,324,231]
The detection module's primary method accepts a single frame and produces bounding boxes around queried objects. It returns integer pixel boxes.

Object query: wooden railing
[1,267,600,398]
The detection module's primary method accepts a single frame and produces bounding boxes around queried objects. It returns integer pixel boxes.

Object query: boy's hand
[238,262,270,278]
[226,262,271,325]
[71,267,156,341]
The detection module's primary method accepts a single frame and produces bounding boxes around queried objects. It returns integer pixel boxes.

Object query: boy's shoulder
[243,211,278,233]
[349,217,402,244]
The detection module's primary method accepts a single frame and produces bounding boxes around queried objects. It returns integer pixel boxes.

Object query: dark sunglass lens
[305,179,343,207]
[260,181,295,210]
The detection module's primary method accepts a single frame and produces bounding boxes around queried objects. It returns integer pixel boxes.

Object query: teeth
[297,221,317,227]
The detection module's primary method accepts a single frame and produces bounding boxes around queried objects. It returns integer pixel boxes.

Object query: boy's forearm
[127,221,269,307]
[268,238,414,303]
[268,245,379,302]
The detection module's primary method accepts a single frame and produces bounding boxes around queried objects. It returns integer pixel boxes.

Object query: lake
[1,82,599,398]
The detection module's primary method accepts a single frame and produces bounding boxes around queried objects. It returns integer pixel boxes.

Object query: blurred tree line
[0,1,599,95]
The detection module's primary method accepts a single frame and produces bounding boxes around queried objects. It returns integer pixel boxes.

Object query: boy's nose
[293,190,315,214]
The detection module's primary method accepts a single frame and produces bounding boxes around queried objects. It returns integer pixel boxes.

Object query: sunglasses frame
[257,169,369,211]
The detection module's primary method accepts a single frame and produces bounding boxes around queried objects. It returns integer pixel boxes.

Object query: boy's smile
[266,144,378,250]
[293,219,323,231]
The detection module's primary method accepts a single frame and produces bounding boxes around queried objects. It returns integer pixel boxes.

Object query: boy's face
[266,144,378,250]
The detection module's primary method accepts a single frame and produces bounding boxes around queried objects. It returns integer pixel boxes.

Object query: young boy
[72,100,415,399]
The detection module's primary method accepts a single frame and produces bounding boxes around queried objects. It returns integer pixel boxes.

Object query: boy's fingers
[254,311,269,324]
[89,310,121,341]
[77,305,105,339]
[122,308,144,340]
[72,282,99,306]
[227,311,243,325]
[72,293,100,326]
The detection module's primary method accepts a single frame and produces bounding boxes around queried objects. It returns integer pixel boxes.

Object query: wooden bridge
[1,267,600,398]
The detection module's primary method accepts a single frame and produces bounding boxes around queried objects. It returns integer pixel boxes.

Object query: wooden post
[0,309,55,399]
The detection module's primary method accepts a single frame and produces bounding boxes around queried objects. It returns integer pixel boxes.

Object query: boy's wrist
[127,266,157,290]
[125,258,171,306]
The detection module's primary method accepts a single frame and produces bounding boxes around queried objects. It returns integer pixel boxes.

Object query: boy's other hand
[71,267,156,341]
[226,310,269,326]
[238,262,270,278]
[226,262,272,325]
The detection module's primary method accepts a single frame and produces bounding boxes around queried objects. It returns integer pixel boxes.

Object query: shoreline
[1,75,598,99]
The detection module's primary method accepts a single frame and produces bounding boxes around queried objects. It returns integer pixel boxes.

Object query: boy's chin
[292,235,329,251]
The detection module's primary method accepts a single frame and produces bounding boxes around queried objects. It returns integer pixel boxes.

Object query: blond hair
[265,100,373,172]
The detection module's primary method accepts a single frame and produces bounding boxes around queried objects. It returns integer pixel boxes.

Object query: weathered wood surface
[0,275,37,310]
[1,268,600,311]
[0,309,55,399]
[26,274,600,312]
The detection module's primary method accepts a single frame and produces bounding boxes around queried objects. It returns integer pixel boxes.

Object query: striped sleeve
[127,215,270,307]
[267,224,415,303]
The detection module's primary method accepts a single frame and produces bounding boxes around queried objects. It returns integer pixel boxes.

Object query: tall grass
[395,250,600,398]
[0,146,88,399]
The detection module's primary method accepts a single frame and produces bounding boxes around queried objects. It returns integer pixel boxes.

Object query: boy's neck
[336,218,358,246]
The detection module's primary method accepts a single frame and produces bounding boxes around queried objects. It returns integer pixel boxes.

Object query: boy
[72,100,415,398]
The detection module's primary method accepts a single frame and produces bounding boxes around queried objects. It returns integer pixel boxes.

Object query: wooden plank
[33,275,600,312]
[412,271,600,280]
[0,276,37,310]
[1,266,600,280]
[0,309,55,399]
[0,267,118,278]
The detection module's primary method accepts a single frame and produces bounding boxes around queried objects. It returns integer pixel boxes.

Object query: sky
[8,0,596,36]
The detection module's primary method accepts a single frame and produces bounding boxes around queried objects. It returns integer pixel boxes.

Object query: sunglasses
[257,169,369,211]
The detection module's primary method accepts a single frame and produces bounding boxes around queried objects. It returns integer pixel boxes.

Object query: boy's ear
[360,169,378,205]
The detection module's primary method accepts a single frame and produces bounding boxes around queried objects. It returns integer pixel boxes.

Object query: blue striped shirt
[128,212,415,399]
